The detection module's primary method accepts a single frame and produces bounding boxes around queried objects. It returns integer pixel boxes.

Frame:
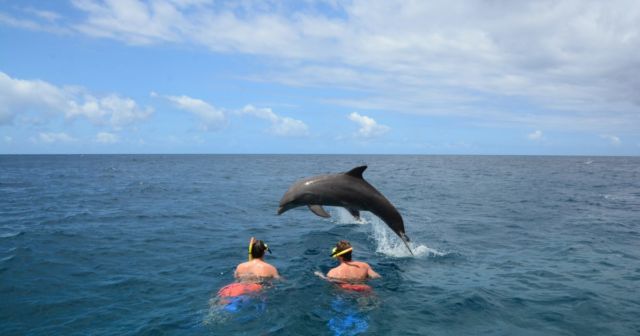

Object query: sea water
[1,155,638,335]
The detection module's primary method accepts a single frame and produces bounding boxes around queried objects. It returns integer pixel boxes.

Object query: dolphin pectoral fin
[347,208,360,220]
[344,166,367,179]
[308,204,331,218]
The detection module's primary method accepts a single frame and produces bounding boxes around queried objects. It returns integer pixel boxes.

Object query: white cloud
[24,7,62,22]
[51,0,640,132]
[527,130,544,141]
[0,10,69,34]
[600,134,621,145]
[4,1,640,132]
[241,104,308,136]
[0,72,66,124]
[69,0,202,45]
[66,94,153,128]
[95,131,119,144]
[0,72,152,128]
[348,112,389,138]
[34,132,76,143]
[154,93,225,131]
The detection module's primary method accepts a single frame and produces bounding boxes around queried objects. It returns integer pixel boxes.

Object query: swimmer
[315,240,379,290]
[234,237,280,282]
[218,237,279,300]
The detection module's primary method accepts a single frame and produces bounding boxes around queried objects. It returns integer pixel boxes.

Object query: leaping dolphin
[277,165,413,254]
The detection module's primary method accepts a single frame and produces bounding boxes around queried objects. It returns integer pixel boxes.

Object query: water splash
[368,216,443,258]
[328,209,442,258]
[331,208,368,225]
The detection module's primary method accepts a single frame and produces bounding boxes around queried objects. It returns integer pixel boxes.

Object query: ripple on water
[0,231,24,239]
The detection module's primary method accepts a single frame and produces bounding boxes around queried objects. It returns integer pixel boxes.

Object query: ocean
[1,155,638,335]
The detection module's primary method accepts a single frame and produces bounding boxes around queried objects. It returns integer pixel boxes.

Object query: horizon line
[1,153,638,157]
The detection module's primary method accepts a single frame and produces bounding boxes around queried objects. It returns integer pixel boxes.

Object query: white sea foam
[602,193,639,205]
[328,208,441,258]
[331,208,369,225]
[368,216,443,258]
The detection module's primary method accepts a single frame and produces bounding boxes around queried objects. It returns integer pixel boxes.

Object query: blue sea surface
[1,155,639,335]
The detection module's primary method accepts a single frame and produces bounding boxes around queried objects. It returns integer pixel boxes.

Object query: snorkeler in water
[315,240,380,291]
[218,237,279,299]
[235,237,280,281]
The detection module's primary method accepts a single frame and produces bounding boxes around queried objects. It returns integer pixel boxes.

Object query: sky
[1,0,639,155]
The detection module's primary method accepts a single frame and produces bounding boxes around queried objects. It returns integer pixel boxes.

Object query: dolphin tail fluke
[400,232,414,256]
[402,239,414,256]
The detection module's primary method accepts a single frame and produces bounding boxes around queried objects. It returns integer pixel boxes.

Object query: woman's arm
[367,265,381,279]
[314,271,347,284]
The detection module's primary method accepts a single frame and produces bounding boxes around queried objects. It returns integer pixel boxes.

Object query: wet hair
[334,240,352,261]
[250,240,268,259]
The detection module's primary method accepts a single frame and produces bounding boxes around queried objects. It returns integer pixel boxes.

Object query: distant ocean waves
[0,155,639,335]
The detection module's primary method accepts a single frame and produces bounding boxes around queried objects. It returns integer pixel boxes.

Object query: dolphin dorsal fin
[344,165,367,179]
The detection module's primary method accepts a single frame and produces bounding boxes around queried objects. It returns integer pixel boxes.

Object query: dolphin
[277,165,413,254]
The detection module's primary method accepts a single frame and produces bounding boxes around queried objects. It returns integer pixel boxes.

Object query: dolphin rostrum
[277,165,413,254]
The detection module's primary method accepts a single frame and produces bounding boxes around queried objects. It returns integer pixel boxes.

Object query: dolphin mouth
[277,206,285,215]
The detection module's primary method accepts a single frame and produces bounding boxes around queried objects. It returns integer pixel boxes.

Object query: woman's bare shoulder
[348,261,370,268]
[236,261,250,269]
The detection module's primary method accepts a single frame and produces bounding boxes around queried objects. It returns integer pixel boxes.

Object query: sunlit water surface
[1,155,639,335]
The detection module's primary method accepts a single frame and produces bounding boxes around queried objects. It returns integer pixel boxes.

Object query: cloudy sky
[1,0,639,154]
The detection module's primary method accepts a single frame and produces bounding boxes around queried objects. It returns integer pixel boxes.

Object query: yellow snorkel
[331,246,353,258]
[248,237,255,261]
